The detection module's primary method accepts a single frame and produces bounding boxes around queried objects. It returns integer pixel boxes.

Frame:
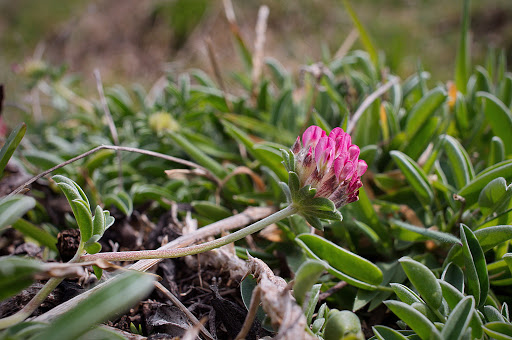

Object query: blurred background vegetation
[2,0,512,127]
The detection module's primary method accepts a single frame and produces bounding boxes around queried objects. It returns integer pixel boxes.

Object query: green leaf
[373,325,408,340]
[477,92,512,155]
[53,175,90,210]
[0,256,43,301]
[391,219,461,245]
[222,121,287,180]
[341,0,378,65]
[384,300,441,340]
[104,191,133,217]
[192,201,232,220]
[403,116,439,161]
[404,87,447,139]
[390,283,423,305]
[296,234,383,290]
[12,219,58,252]
[440,296,475,340]
[458,160,512,207]
[293,259,326,306]
[84,242,102,255]
[478,178,511,217]
[92,265,103,280]
[305,284,322,325]
[439,280,484,339]
[485,305,506,323]
[0,122,26,176]
[440,135,474,190]
[33,271,155,340]
[71,199,93,243]
[92,205,106,237]
[0,196,36,230]
[502,253,512,276]
[168,132,226,178]
[489,136,506,166]
[455,0,470,93]
[240,275,269,331]
[24,150,69,175]
[441,263,464,292]
[390,150,434,206]
[399,256,443,310]
[460,224,489,308]
[324,309,364,340]
[83,149,115,173]
[483,322,512,340]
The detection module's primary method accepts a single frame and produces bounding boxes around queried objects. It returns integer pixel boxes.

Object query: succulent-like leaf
[390,150,434,206]
[0,122,26,176]
[399,256,443,310]
[296,234,383,289]
[384,300,441,340]
[0,196,36,230]
[460,224,489,308]
[293,259,326,306]
[440,296,475,340]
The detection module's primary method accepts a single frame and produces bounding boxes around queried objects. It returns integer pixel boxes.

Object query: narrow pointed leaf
[33,271,155,340]
[405,87,447,139]
[455,0,470,93]
[399,256,442,309]
[440,135,474,189]
[373,325,408,340]
[0,122,26,176]
[460,224,489,308]
[477,92,512,155]
[384,300,441,340]
[0,196,36,230]
[392,219,461,244]
[296,234,382,290]
[458,160,512,207]
[390,150,434,206]
[441,296,475,340]
[483,322,512,340]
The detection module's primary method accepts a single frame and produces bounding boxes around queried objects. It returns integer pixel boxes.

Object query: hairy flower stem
[81,205,298,262]
[0,245,84,330]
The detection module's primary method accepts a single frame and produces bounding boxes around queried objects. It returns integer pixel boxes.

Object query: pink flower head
[292,125,367,208]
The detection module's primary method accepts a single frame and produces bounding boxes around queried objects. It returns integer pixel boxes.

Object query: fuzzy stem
[81,205,298,262]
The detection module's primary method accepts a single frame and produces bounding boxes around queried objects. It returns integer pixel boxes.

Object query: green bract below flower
[281,125,367,230]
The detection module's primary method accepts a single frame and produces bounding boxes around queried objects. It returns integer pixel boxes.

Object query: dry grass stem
[334,28,359,60]
[94,69,123,190]
[251,5,269,96]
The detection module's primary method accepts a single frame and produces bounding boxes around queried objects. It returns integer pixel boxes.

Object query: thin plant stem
[81,204,298,262]
[8,145,220,197]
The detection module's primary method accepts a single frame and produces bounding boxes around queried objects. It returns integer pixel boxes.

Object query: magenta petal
[357,160,368,176]
[315,137,335,168]
[339,161,354,182]
[348,145,360,162]
[329,127,344,140]
[302,126,326,148]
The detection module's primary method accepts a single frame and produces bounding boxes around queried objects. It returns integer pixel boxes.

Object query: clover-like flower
[281,126,367,229]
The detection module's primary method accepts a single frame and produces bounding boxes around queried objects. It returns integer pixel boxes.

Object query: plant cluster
[1,0,512,339]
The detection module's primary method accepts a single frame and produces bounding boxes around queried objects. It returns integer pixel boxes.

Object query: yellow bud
[149,111,179,133]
